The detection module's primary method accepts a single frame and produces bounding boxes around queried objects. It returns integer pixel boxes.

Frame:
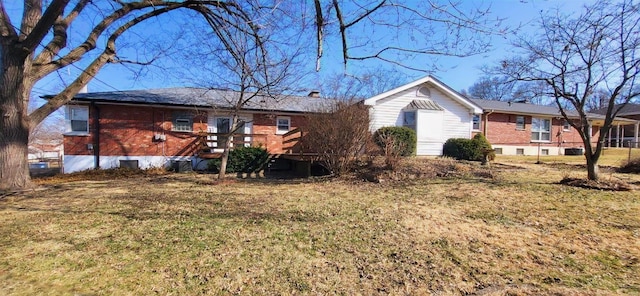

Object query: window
[276,116,290,134]
[494,148,503,155]
[515,116,525,130]
[417,86,431,98]
[66,105,88,134]
[472,114,481,130]
[531,117,551,142]
[403,111,416,131]
[172,112,193,132]
[541,149,549,155]
[516,148,524,155]
[563,120,571,131]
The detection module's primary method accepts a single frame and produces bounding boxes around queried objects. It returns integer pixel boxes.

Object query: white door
[416,110,444,155]
[207,114,253,151]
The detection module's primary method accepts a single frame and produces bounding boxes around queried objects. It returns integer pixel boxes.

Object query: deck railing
[196,129,308,158]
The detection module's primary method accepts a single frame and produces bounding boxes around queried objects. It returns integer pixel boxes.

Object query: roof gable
[363,75,482,114]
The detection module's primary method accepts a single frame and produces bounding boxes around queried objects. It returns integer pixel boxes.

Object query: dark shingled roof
[471,98,638,124]
[62,88,326,113]
[592,103,640,117]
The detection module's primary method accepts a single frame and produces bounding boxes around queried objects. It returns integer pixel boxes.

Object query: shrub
[618,157,640,174]
[373,126,417,157]
[443,138,476,160]
[472,133,495,161]
[208,146,269,173]
[443,134,495,161]
[301,101,371,175]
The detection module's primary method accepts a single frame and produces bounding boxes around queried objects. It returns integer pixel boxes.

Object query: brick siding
[64,104,307,156]
[478,112,599,148]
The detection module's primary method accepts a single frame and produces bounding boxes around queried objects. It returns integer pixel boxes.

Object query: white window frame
[563,120,571,131]
[531,117,551,142]
[472,114,481,131]
[276,116,291,134]
[515,116,525,130]
[172,113,193,132]
[65,105,89,135]
[403,111,417,131]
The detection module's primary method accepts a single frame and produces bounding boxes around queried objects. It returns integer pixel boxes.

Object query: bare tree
[0,1,273,189]
[182,11,300,179]
[499,0,640,181]
[467,76,515,101]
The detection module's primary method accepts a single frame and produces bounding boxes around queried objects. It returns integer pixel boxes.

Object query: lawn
[1,158,639,295]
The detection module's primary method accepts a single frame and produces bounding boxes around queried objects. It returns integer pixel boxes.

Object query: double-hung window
[66,105,89,134]
[276,116,290,134]
[472,114,481,130]
[515,116,525,130]
[531,117,551,142]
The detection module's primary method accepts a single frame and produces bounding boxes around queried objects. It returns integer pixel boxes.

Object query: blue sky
[13,0,597,100]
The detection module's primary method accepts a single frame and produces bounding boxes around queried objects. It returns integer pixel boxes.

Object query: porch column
[635,122,639,148]
[608,126,612,148]
[617,124,621,147]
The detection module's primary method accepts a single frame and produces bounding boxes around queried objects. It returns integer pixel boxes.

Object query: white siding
[63,155,192,173]
[369,84,474,155]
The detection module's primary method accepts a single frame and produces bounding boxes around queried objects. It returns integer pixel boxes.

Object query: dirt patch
[559,176,634,191]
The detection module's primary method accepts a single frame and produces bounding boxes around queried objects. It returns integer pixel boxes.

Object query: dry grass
[497,147,640,167]
[1,159,639,295]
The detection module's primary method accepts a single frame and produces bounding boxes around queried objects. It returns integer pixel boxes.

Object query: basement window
[65,105,89,134]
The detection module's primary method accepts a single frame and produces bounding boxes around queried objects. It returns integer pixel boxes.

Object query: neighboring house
[471,99,638,155]
[364,76,483,155]
[48,88,323,173]
[28,139,63,161]
[592,103,640,147]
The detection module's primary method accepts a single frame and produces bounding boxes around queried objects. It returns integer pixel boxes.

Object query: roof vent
[307,90,320,98]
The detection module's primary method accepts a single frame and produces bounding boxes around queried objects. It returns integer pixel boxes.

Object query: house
[592,103,640,147]
[50,88,323,173]
[471,99,639,155]
[364,75,638,156]
[364,76,483,155]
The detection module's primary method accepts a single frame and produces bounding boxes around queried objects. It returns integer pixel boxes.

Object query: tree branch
[21,0,70,53]
[0,2,17,38]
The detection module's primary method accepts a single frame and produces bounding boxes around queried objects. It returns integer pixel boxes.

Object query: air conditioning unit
[172,160,192,173]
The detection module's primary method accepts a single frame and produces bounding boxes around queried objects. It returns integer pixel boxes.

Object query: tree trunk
[586,155,600,181]
[0,46,33,190]
[217,114,240,180]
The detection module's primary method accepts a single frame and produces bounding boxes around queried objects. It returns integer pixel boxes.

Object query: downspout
[92,102,101,169]
[483,110,494,137]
